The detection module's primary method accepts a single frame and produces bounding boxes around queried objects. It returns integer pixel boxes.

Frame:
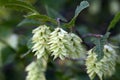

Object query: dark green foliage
[45,6,67,22]
[92,32,110,61]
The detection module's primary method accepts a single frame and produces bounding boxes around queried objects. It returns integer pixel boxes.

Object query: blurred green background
[0,0,120,80]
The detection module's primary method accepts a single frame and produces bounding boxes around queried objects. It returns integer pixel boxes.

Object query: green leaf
[17,18,40,27]
[92,37,104,61]
[63,1,89,28]
[26,13,57,25]
[0,0,38,13]
[75,1,89,18]
[92,32,110,61]
[107,12,120,31]
[45,5,67,22]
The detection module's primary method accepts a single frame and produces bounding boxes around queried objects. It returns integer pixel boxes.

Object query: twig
[56,18,68,23]
[57,18,61,27]
[20,49,32,58]
[65,57,85,61]
[82,33,103,38]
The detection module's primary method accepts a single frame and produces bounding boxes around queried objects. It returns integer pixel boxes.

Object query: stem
[83,33,103,38]
[57,18,61,27]
[76,29,103,38]
[65,57,85,61]
[20,49,32,58]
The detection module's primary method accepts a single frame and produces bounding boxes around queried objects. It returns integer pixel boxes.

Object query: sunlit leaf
[107,12,120,31]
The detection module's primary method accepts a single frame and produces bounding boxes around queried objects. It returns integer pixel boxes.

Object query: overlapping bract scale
[48,28,85,60]
[28,25,86,80]
[68,33,86,59]
[32,25,51,59]
[48,28,69,60]
[86,44,117,80]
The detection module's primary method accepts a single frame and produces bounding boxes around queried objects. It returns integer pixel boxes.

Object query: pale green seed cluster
[27,25,117,80]
[26,25,50,80]
[48,28,69,60]
[32,25,85,60]
[48,28,86,60]
[26,56,48,80]
[86,44,117,80]
[26,25,86,80]
[32,25,51,59]
[68,33,86,59]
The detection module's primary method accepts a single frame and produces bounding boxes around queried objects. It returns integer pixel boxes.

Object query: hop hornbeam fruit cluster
[68,33,86,59]
[32,25,51,59]
[26,25,86,80]
[26,25,50,80]
[26,25,118,80]
[86,44,117,80]
[32,25,85,60]
[26,56,48,80]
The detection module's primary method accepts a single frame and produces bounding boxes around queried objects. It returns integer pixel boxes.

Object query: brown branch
[75,29,103,38]
[82,33,103,38]
[65,57,86,61]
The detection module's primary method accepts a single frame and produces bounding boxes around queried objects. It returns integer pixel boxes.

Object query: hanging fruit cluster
[26,25,86,80]
[86,44,117,80]
[26,25,117,80]
[32,25,86,60]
